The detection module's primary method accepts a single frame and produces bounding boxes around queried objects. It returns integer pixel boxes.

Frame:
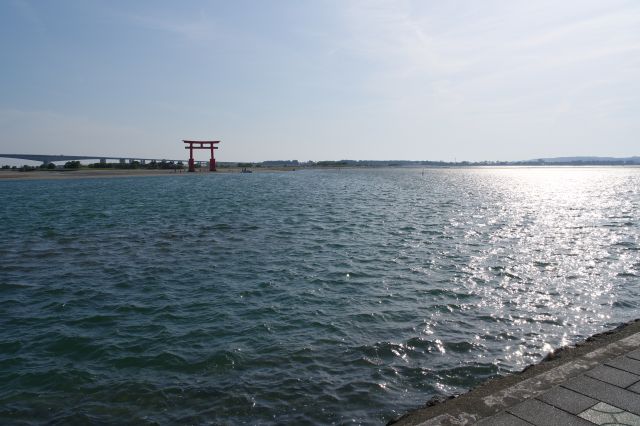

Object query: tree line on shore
[1,160,188,171]
[87,160,185,169]
[3,157,639,172]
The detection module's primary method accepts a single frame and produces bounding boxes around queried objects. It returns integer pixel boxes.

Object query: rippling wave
[1,167,639,424]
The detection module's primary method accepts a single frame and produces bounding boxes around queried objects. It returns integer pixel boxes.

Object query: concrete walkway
[391,320,640,425]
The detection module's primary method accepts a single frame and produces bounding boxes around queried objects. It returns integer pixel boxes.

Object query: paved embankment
[391,319,640,425]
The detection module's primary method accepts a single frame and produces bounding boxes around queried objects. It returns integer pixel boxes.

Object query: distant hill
[532,156,640,164]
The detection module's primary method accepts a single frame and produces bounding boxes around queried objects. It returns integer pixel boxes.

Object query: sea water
[1,167,639,424]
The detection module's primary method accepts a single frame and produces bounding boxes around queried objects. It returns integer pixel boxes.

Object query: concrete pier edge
[389,319,640,425]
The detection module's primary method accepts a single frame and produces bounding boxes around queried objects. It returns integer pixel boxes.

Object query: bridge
[0,154,188,166]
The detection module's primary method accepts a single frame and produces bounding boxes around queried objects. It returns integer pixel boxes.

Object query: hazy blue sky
[1,0,639,162]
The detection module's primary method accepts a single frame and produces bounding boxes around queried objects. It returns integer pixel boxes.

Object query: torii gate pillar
[210,144,216,172]
[183,140,220,172]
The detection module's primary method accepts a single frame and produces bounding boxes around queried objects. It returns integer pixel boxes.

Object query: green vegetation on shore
[87,160,185,170]
[2,156,639,172]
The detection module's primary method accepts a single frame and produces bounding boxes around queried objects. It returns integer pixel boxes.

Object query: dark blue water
[1,167,639,424]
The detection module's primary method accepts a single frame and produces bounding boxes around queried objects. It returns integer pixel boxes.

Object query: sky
[0,0,639,162]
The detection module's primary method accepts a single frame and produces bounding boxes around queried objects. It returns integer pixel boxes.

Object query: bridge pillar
[100,158,106,165]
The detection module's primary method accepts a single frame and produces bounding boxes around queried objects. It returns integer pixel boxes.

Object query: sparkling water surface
[1,167,639,424]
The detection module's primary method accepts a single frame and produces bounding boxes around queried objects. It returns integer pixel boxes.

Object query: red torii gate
[183,140,220,172]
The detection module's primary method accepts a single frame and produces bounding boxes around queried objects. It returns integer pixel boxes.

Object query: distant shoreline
[1,164,639,181]
[0,167,298,180]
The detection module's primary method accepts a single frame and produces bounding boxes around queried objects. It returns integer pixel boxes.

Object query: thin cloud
[338,0,640,108]
[128,10,220,42]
